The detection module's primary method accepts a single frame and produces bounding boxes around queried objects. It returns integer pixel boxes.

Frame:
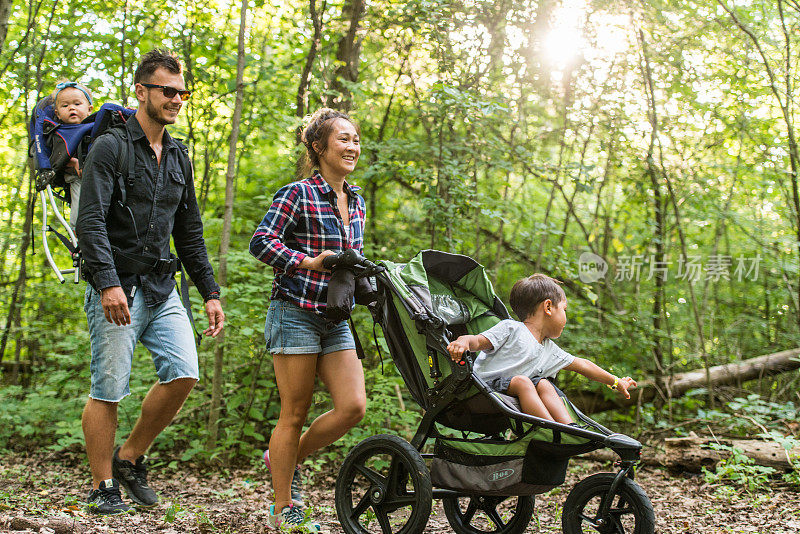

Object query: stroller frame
[332,250,655,534]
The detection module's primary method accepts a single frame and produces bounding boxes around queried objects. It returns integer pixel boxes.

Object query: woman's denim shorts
[264,299,356,355]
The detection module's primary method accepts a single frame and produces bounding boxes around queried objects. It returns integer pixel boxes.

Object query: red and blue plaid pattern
[249,172,366,315]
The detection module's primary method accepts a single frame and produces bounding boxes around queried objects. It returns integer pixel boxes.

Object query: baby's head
[52,81,93,124]
[509,274,567,338]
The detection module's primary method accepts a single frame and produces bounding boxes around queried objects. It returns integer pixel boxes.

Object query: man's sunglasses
[140,83,192,101]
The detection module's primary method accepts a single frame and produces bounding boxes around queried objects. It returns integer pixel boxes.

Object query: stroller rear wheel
[562,472,655,534]
[442,495,534,534]
[335,434,433,534]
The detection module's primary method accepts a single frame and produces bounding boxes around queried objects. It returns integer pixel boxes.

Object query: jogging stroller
[327,249,655,534]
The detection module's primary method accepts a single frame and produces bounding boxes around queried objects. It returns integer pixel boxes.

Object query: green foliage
[702,443,777,494]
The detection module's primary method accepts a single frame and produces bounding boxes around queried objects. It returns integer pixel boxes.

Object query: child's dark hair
[134,49,182,85]
[509,274,566,320]
[299,108,359,176]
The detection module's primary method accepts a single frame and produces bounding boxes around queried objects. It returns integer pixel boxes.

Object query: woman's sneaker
[86,479,132,515]
[267,504,321,532]
[263,450,305,508]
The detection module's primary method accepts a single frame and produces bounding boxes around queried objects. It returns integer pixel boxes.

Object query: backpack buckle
[153,258,177,274]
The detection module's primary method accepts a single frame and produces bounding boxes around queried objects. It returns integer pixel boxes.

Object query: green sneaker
[267,504,321,532]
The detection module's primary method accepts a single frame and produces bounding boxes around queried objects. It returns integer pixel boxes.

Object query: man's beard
[145,98,177,126]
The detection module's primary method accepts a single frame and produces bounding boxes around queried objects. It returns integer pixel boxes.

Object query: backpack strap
[173,140,191,210]
[105,124,135,207]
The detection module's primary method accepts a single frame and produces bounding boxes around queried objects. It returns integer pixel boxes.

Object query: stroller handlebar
[323,249,384,276]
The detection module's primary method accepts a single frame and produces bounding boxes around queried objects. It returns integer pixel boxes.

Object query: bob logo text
[488,468,514,482]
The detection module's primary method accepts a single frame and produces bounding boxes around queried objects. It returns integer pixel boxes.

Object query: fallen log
[663,433,797,472]
[580,432,798,473]
[572,348,800,414]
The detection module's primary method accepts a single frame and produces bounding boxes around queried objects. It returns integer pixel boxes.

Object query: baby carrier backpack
[28,97,135,283]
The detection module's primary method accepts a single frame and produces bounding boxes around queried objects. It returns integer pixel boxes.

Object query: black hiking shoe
[86,479,133,515]
[112,446,159,507]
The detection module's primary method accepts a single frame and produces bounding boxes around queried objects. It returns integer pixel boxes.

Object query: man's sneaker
[112,446,159,507]
[263,450,305,508]
[86,479,133,515]
[267,504,321,532]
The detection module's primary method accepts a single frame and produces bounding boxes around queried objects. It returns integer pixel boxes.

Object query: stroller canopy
[378,250,510,408]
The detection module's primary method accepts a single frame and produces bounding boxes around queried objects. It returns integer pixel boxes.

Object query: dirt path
[1,451,798,533]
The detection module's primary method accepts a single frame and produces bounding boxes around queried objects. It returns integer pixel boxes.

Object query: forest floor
[0,450,798,534]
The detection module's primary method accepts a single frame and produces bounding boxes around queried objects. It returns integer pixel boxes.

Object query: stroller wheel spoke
[386,456,406,493]
[462,499,479,524]
[443,496,534,534]
[484,507,507,530]
[351,492,372,520]
[576,510,600,525]
[383,493,417,510]
[374,505,393,534]
[355,462,387,487]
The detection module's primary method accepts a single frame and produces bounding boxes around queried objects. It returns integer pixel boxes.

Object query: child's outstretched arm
[564,358,637,399]
[447,334,493,361]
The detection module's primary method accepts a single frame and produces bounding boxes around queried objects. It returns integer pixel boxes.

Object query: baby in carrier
[51,81,94,226]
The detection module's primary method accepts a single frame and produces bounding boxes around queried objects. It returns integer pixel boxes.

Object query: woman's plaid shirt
[249,172,366,315]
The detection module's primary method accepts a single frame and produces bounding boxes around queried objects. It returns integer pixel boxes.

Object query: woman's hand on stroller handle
[300,250,336,272]
[322,249,383,276]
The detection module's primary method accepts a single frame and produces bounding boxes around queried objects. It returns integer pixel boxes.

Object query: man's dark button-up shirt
[77,115,220,307]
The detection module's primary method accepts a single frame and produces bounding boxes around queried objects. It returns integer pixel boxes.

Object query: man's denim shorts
[264,299,356,355]
[84,286,199,402]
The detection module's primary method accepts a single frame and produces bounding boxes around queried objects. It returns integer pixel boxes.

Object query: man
[76,49,225,515]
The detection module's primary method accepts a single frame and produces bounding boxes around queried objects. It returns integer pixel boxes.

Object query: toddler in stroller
[446,273,637,425]
[328,249,655,534]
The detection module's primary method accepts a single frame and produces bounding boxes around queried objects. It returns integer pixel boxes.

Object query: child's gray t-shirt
[472,319,575,381]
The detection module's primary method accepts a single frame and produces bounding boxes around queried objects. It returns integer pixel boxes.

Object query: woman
[249,108,366,532]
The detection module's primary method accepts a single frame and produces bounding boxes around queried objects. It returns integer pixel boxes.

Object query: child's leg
[507,375,554,421]
[536,379,572,424]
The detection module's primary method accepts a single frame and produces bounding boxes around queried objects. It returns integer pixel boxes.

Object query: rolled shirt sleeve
[249,183,308,274]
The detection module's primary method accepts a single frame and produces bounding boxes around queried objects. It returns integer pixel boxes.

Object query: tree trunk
[296,0,324,121]
[327,0,365,111]
[0,0,12,56]
[0,175,34,365]
[582,434,799,472]
[571,348,800,414]
[206,0,247,450]
[119,1,128,106]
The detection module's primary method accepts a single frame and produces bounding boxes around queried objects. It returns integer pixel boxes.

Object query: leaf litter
[0,451,798,533]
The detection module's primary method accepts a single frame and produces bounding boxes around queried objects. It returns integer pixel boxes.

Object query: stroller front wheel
[562,472,655,534]
[442,494,534,534]
[335,434,433,534]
